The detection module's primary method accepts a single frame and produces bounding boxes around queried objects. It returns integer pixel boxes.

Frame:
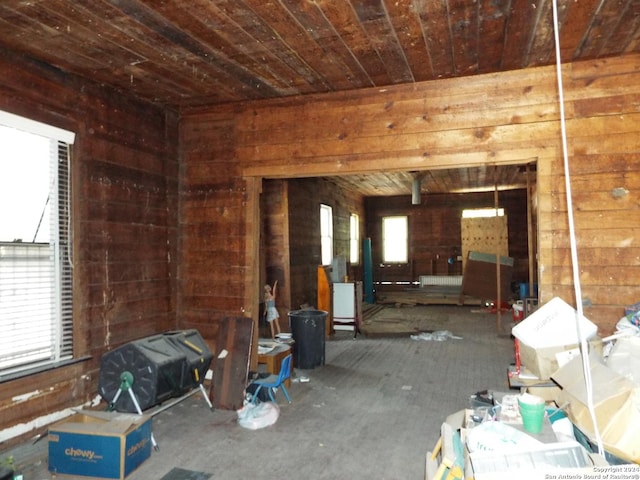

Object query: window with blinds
[0,112,74,378]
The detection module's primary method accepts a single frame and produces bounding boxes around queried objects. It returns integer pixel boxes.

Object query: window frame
[0,111,75,379]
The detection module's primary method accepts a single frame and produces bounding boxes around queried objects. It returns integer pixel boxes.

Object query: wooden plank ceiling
[329,163,536,196]
[0,0,635,196]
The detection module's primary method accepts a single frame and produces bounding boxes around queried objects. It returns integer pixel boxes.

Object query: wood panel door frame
[244,159,538,342]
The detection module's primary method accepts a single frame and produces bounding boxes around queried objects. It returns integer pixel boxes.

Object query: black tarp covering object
[99,330,212,413]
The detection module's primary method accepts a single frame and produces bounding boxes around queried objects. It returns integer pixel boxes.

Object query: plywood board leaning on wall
[209,317,254,410]
[461,215,508,273]
[460,251,514,303]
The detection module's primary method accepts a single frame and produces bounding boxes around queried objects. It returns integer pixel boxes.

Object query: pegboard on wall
[461,215,509,272]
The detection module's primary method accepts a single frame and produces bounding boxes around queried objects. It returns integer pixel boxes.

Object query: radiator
[419,275,463,287]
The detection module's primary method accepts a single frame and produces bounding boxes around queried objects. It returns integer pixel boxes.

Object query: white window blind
[55,141,74,362]
[0,114,74,378]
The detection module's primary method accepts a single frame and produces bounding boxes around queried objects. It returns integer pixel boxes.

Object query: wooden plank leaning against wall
[179,54,640,338]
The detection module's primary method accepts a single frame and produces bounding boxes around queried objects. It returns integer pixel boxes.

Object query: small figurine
[264,280,281,338]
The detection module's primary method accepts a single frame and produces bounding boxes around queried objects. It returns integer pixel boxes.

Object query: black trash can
[288,309,327,369]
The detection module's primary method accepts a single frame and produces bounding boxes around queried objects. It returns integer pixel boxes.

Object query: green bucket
[519,397,545,434]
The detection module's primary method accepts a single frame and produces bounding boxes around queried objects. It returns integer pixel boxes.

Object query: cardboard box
[552,351,640,463]
[470,441,605,480]
[426,409,471,480]
[49,410,152,479]
[525,384,562,403]
[511,297,598,380]
[426,408,607,480]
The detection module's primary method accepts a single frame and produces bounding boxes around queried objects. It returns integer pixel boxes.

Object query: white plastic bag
[237,401,280,430]
[466,419,542,453]
[607,335,640,384]
[615,316,640,336]
[410,330,462,341]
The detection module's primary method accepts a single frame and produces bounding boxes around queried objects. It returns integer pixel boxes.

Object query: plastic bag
[466,420,543,453]
[607,335,640,384]
[615,316,640,336]
[410,330,462,341]
[624,301,640,326]
[237,401,280,430]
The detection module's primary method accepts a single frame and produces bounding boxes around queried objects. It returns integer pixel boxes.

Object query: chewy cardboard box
[49,410,152,479]
[552,351,640,464]
[511,297,598,380]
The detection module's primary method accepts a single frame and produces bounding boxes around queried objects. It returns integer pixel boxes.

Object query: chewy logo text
[127,437,149,457]
[65,447,98,460]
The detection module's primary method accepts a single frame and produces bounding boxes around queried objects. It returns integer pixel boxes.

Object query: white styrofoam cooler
[511,297,598,380]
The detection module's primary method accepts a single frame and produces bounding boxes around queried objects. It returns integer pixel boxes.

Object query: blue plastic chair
[250,354,292,404]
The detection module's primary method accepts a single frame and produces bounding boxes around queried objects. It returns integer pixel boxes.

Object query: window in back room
[320,204,333,266]
[349,213,359,265]
[462,207,504,218]
[382,215,408,263]
[0,111,75,379]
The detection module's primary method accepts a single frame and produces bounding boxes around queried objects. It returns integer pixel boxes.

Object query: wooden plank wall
[540,57,640,332]
[182,54,640,336]
[178,110,249,340]
[282,177,365,315]
[366,191,529,291]
[0,48,176,441]
[178,134,366,339]
[261,179,290,336]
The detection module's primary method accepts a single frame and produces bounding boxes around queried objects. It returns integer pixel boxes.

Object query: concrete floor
[4,305,515,480]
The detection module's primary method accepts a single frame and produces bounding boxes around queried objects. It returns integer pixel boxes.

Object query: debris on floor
[236,401,279,430]
[427,296,640,479]
[622,301,640,328]
[410,330,462,341]
[426,391,611,480]
[510,297,640,464]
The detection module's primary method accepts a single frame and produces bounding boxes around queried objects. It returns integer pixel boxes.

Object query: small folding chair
[249,354,292,404]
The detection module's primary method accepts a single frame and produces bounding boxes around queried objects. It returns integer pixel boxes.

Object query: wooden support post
[494,166,502,332]
[526,163,535,298]
[245,176,262,371]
